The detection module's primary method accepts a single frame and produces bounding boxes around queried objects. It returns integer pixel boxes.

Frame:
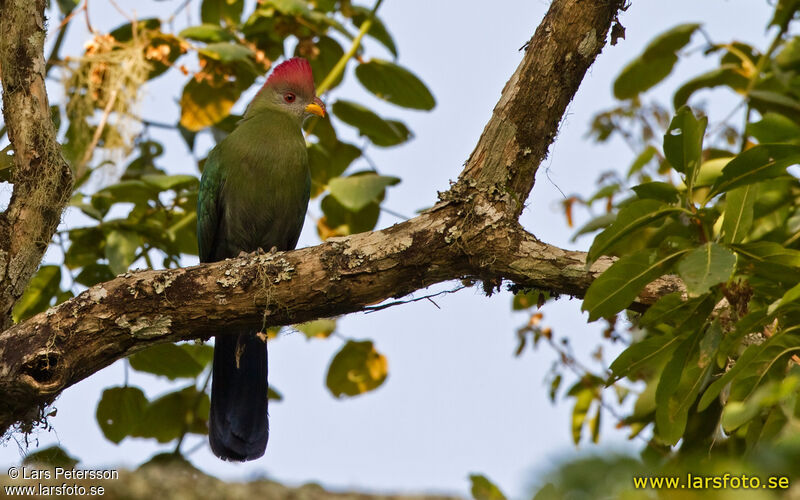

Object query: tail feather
[209,331,269,461]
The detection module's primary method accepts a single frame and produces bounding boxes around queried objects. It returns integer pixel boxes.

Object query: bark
[0,0,664,435]
[0,0,74,330]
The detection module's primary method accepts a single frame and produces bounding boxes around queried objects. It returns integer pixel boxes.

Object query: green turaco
[197,57,325,461]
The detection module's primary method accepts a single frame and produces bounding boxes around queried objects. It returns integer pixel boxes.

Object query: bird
[197,57,325,461]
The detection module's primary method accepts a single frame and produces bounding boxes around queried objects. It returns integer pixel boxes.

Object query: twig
[83,0,96,34]
[76,88,119,178]
[108,0,134,23]
[46,15,71,74]
[364,285,464,313]
[315,0,384,95]
[174,367,213,455]
[739,26,788,151]
[380,206,410,221]
[167,0,194,24]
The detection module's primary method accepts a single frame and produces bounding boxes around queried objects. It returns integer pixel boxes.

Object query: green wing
[197,147,225,263]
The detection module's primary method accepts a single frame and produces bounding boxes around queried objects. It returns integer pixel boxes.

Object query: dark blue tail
[209,331,269,461]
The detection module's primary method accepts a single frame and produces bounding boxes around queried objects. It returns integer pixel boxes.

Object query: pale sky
[0,0,773,498]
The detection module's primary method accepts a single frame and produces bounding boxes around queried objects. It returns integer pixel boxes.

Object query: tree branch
[0,0,74,330]
[0,0,642,435]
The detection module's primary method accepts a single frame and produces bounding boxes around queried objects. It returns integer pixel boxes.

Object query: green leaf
[198,42,255,65]
[750,90,800,115]
[0,145,13,182]
[12,265,61,322]
[93,180,158,208]
[128,344,207,380]
[326,340,388,398]
[707,144,800,199]
[179,24,236,43]
[699,333,800,411]
[328,173,400,211]
[663,106,707,195]
[734,241,800,268]
[655,320,722,445]
[612,295,715,380]
[297,36,345,90]
[182,343,214,367]
[318,195,380,238]
[355,59,435,110]
[609,333,684,381]
[570,386,595,444]
[722,377,800,432]
[469,474,507,500]
[141,174,198,192]
[268,387,283,401]
[693,157,731,187]
[639,292,687,328]
[296,319,337,339]
[179,79,241,132]
[613,24,700,99]
[768,281,800,316]
[105,230,142,275]
[96,386,148,444]
[676,243,736,296]
[75,263,115,287]
[56,0,80,15]
[770,0,800,29]
[587,199,682,264]
[351,7,398,58]
[65,227,105,269]
[109,18,161,42]
[201,0,244,25]
[627,146,659,177]
[583,247,688,321]
[332,100,411,147]
[631,182,680,203]
[673,65,749,109]
[746,113,800,143]
[23,445,79,468]
[134,386,210,442]
[722,185,757,244]
[513,289,548,310]
[308,141,362,198]
[264,0,309,14]
[570,213,616,242]
[776,36,800,69]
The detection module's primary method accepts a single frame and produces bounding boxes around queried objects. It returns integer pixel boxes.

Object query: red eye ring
[284,92,296,103]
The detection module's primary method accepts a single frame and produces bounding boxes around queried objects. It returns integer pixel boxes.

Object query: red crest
[263,57,315,96]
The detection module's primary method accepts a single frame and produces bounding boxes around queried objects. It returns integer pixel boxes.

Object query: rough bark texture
[0,0,668,435]
[0,0,74,331]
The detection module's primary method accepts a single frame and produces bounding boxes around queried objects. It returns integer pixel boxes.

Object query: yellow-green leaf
[326,340,388,398]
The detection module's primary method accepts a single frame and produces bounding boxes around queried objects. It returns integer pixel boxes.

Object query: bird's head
[250,57,326,122]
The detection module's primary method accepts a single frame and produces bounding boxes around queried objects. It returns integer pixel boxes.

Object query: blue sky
[0,0,774,498]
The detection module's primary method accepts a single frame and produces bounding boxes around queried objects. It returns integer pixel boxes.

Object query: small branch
[363,285,466,313]
[76,88,119,177]
[315,0,384,95]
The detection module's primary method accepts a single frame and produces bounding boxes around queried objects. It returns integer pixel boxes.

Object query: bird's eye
[284,92,296,103]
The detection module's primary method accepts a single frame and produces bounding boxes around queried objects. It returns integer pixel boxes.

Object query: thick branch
[0,0,638,434]
[456,0,625,218]
[0,0,74,330]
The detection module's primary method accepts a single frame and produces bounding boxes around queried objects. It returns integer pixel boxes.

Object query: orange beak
[305,97,326,118]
